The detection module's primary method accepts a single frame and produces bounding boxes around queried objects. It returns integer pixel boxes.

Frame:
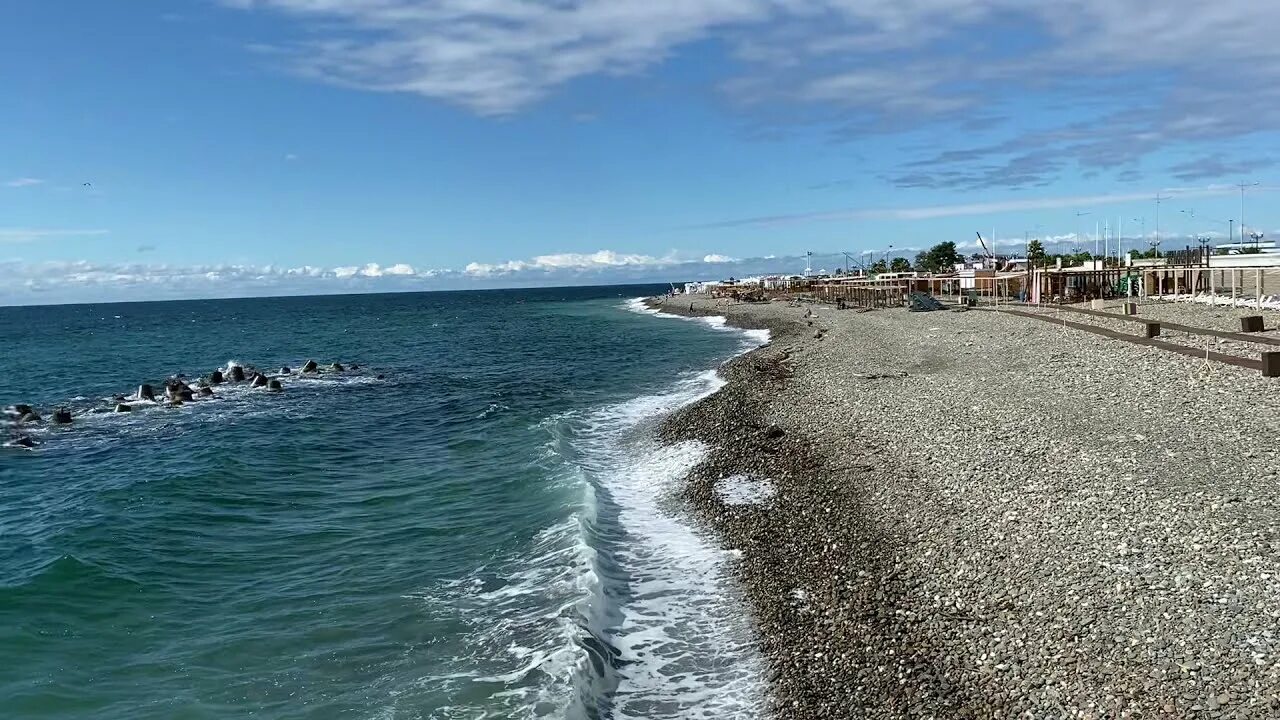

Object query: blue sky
[2,0,1278,304]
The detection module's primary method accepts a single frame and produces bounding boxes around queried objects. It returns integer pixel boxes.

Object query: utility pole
[1154,193,1167,257]
[1075,211,1090,259]
[1238,181,1258,245]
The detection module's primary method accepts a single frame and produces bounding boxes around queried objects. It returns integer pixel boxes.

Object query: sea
[0,285,770,720]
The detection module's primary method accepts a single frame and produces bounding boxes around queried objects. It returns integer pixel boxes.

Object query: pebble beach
[652,295,1280,718]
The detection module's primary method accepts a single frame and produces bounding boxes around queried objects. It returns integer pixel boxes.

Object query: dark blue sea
[0,286,769,719]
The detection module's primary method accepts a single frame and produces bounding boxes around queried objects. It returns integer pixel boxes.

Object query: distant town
[680,236,1280,311]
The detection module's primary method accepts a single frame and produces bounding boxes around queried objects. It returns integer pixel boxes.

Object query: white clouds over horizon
[5,178,45,188]
[7,226,1269,305]
[0,249,764,305]
[462,249,680,277]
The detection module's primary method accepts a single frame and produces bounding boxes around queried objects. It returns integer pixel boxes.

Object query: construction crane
[974,231,994,263]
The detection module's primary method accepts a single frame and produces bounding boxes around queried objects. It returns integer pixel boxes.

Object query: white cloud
[284,153,299,161]
[0,228,110,244]
[463,249,679,276]
[698,184,1279,228]
[221,0,1280,188]
[0,249,787,304]
[702,253,737,263]
[227,0,774,115]
[5,177,44,188]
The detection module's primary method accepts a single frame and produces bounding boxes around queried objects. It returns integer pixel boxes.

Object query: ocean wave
[623,297,771,351]
[412,364,765,716]
[405,509,598,718]
[570,371,765,718]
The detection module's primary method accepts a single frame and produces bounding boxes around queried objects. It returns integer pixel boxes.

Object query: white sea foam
[476,402,510,419]
[569,369,764,719]
[403,499,598,719]
[623,297,771,352]
[715,475,776,506]
[395,302,769,718]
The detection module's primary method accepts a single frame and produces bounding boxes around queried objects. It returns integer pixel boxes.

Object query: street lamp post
[1074,211,1091,263]
[1238,181,1259,245]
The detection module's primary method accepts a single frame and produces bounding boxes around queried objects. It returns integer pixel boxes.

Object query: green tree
[889,256,912,273]
[1027,239,1046,264]
[918,241,960,273]
[914,251,930,271]
[870,259,889,274]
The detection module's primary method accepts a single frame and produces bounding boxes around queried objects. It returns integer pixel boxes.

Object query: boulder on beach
[250,373,269,388]
[279,366,291,375]
[209,370,224,385]
[12,436,35,448]
[267,379,283,392]
[53,408,72,424]
[330,362,345,372]
[115,403,132,413]
[199,386,214,397]
[20,411,42,424]
[349,363,359,370]
[138,384,157,402]
[228,366,246,382]
[9,404,34,417]
[301,360,318,373]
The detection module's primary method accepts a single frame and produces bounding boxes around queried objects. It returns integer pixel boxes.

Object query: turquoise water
[0,287,767,719]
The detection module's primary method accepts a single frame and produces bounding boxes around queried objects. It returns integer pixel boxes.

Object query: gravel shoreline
[652,295,1280,718]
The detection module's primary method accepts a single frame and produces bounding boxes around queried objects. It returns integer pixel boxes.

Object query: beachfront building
[682,281,724,294]
[1136,253,1280,309]
[1028,248,1280,308]
[763,275,805,291]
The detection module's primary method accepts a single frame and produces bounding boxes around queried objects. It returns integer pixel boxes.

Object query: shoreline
[649,296,942,717]
[649,294,1280,718]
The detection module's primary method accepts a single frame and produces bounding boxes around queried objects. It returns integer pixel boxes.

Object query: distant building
[682,281,723,294]
[763,275,801,290]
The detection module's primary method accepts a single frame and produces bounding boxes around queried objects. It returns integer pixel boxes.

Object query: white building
[683,281,723,294]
